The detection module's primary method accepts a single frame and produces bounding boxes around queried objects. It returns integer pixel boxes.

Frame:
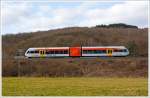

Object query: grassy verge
[2,77,148,96]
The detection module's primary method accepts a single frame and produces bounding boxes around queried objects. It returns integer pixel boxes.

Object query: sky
[1,0,149,35]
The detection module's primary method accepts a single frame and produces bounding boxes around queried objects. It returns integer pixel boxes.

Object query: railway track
[13,56,147,61]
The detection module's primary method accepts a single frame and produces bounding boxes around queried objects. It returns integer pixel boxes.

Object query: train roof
[27,47,69,50]
[82,46,126,48]
[27,46,126,50]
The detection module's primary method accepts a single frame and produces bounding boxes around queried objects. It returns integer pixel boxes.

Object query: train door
[107,49,113,56]
[39,50,46,57]
[70,47,81,57]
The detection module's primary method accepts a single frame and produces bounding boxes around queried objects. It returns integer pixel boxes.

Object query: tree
[126,41,138,56]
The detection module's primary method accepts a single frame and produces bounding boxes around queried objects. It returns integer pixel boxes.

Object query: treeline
[96,23,138,28]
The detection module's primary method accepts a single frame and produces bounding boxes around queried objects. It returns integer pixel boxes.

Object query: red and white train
[25,46,129,58]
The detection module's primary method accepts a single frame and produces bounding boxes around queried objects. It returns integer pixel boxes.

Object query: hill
[2,24,148,77]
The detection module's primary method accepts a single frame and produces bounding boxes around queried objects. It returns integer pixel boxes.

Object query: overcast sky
[1,0,149,35]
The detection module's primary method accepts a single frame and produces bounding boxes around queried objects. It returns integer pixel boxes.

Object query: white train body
[25,46,129,58]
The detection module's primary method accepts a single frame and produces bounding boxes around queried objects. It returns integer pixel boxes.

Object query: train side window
[101,50,106,53]
[88,50,93,54]
[55,51,59,54]
[114,49,123,52]
[92,50,95,54]
[94,50,100,54]
[64,50,68,54]
[30,51,34,53]
[58,51,61,54]
[46,51,50,54]
[59,51,63,54]
[86,50,89,53]
[59,51,62,54]
[92,50,95,53]
[99,50,103,53]
[98,50,101,54]
[84,50,89,54]
[82,50,87,54]
[114,50,118,52]
[102,50,106,53]
[98,50,102,54]
[83,50,87,54]
[93,50,102,54]
[119,50,123,52]
[35,51,39,53]
[58,51,60,54]
[83,50,100,54]
[93,50,95,53]
[85,50,88,54]
[50,51,54,54]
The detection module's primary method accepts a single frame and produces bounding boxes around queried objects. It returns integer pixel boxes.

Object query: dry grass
[2,77,148,96]
[2,57,148,77]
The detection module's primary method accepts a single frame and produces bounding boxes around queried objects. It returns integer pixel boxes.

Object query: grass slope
[2,77,148,96]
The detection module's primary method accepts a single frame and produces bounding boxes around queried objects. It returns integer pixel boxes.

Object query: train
[25,46,129,58]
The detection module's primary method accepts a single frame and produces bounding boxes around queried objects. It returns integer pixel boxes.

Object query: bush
[126,41,138,56]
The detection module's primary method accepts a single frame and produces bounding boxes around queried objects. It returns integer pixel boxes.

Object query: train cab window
[123,49,127,52]
[28,51,34,53]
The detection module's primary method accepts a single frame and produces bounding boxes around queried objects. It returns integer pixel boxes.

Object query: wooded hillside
[2,24,148,77]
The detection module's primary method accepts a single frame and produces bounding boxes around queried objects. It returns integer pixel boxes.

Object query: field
[2,77,148,96]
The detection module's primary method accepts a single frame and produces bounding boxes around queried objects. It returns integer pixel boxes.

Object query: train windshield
[27,50,39,53]
[123,49,127,52]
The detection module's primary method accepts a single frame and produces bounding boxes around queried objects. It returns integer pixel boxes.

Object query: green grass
[2,77,148,96]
